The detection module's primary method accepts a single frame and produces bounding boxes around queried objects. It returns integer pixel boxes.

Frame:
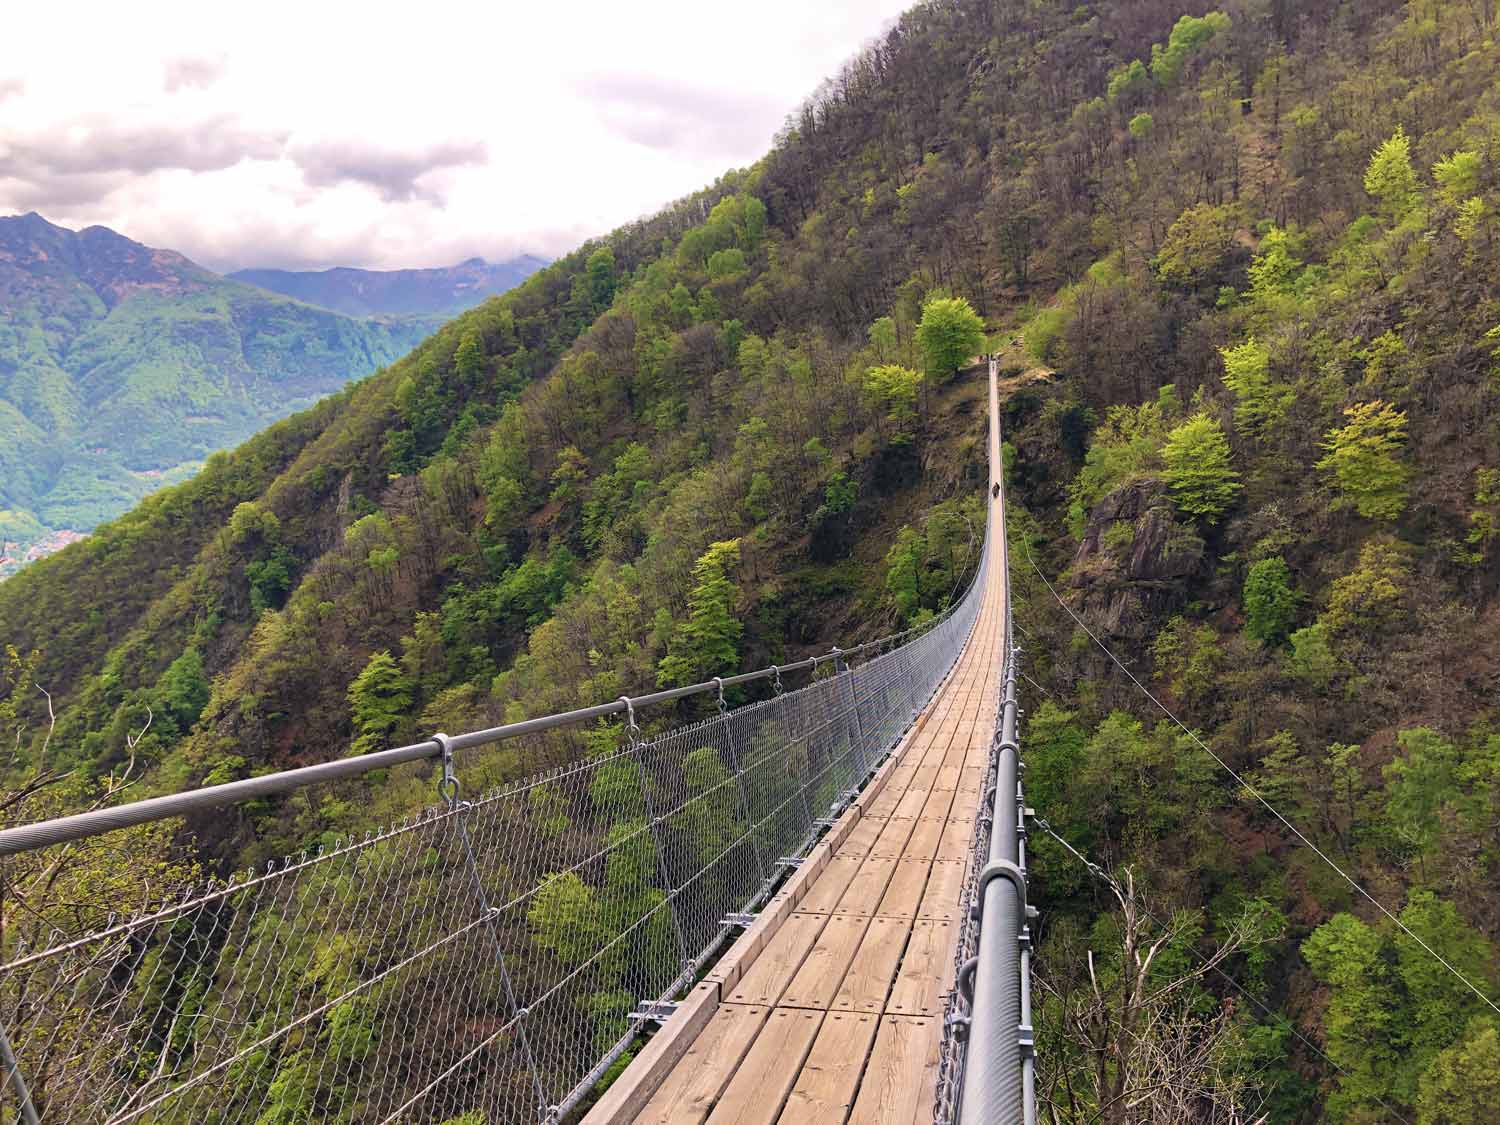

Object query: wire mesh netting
[0,558,985,1124]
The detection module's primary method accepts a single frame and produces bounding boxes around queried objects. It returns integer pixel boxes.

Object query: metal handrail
[0,571,976,859]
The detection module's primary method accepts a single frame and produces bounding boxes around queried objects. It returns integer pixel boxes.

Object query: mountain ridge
[228,253,551,318]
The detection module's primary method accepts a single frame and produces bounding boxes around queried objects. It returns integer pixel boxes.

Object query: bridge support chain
[432,732,551,1122]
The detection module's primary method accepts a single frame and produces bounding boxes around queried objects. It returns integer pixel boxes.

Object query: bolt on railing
[0,544,987,1123]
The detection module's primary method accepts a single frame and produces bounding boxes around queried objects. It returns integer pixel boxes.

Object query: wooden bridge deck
[585,364,1006,1125]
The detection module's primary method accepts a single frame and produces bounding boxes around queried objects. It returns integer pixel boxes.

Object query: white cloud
[0,0,909,271]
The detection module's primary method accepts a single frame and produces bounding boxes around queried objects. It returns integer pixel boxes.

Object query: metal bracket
[433,732,459,803]
[775,856,803,870]
[629,1000,680,1025]
[722,912,757,928]
[975,859,1028,927]
[1018,1022,1036,1058]
[957,955,979,1003]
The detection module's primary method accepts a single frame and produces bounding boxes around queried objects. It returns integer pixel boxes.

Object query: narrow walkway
[587,364,1006,1125]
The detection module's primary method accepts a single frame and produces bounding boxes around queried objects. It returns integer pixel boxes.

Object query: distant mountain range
[229,255,550,319]
[0,213,542,575]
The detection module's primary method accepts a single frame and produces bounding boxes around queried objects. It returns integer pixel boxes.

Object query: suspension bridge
[0,359,1034,1123]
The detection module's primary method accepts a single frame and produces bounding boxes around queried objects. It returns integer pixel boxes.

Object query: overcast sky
[0,1,910,273]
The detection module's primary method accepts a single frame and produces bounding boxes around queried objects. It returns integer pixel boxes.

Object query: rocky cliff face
[1068,479,1204,641]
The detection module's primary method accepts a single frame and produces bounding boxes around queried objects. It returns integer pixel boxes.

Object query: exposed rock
[1069,478,1204,640]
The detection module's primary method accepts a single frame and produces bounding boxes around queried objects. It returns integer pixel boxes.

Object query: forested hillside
[0,214,434,572]
[5,0,1500,1118]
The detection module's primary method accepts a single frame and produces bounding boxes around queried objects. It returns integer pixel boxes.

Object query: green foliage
[1317,401,1411,520]
[1322,537,1411,639]
[1219,337,1293,438]
[1155,203,1239,289]
[1434,150,1483,206]
[862,364,924,430]
[1365,127,1421,221]
[1066,401,1167,536]
[1160,414,1240,523]
[883,496,983,624]
[1417,1021,1500,1124]
[1150,12,1232,86]
[1243,557,1297,647]
[1127,112,1154,139]
[347,651,413,756]
[1305,894,1498,1117]
[658,540,742,687]
[914,295,985,382]
[1106,59,1151,106]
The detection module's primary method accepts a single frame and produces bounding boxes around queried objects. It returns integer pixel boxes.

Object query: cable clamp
[976,859,1028,929]
[433,732,459,803]
[712,677,728,715]
[957,956,979,1003]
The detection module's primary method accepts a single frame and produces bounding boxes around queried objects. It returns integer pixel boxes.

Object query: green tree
[658,540,742,686]
[1434,151,1483,206]
[1244,557,1298,647]
[586,246,618,310]
[1220,337,1292,438]
[1366,126,1421,221]
[1155,203,1239,288]
[1160,414,1240,522]
[915,296,985,382]
[1418,1021,1500,1125]
[154,647,210,732]
[862,364,924,431]
[1316,401,1412,519]
[1383,728,1461,868]
[347,651,413,756]
[1150,12,1231,86]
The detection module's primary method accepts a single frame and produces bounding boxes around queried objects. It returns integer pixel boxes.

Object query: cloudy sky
[0,1,910,273]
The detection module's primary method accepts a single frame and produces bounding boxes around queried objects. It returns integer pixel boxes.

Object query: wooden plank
[835,856,896,915]
[886,919,957,1018]
[831,915,907,1014]
[582,981,720,1124]
[796,854,865,915]
[860,785,904,820]
[727,912,826,1006]
[780,913,870,1010]
[779,1011,880,1124]
[705,1008,824,1125]
[936,818,972,863]
[875,857,930,920]
[916,860,966,923]
[870,816,917,857]
[891,787,928,820]
[833,816,883,859]
[933,764,962,791]
[919,787,955,821]
[637,1004,769,1124]
[846,1015,942,1125]
[901,818,945,861]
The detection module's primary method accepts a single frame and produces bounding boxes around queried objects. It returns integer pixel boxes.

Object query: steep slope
[229,254,550,319]
[6,1,1500,1118]
[0,214,433,570]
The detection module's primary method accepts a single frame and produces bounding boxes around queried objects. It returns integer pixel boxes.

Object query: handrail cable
[1023,542,1500,1018]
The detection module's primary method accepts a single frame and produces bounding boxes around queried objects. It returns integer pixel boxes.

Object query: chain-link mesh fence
[0,553,985,1125]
